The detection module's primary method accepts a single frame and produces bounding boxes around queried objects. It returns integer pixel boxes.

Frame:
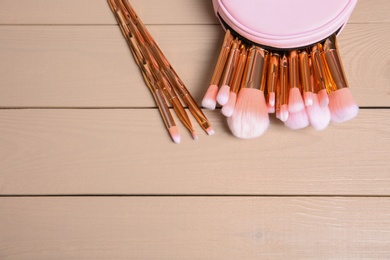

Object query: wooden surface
[0,0,389,258]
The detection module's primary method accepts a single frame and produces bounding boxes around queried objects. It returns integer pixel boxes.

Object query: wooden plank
[0,24,389,108]
[1,197,390,259]
[0,0,217,25]
[0,0,388,25]
[0,109,389,195]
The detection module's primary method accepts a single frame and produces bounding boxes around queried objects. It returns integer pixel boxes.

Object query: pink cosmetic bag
[212,0,357,49]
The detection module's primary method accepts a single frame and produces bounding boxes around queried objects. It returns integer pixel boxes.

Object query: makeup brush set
[202,0,359,139]
[109,0,359,142]
[108,0,214,144]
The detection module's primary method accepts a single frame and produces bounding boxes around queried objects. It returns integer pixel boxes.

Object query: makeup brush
[216,38,241,106]
[227,46,269,139]
[284,109,310,130]
[288,50,305,113]
[221,44,247,117]
[306,58,331,130]
[299,50,314,107]
[202,30,233,110]
[310,44,329,107]
[267,53,279,111]
[278,54,289,122]
[322,34,359,123]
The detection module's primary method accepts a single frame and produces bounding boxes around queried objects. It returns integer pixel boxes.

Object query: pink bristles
[303,91,314,107]
[267,103,275,114]
[268,92,276,107]
[279,104,289,122]
[201,84,218,110]
[317,89,329,108]
[168,126,181,144]
[221,92,237,117]
[216,84,230,106]
[328,88,359,123]
[227,88,269,139]
[284,109,310,130]
[306,94,331,130]
[288,87,305,113]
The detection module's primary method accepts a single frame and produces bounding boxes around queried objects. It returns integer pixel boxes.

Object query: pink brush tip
[279,104,289,122]
[284,109,310,130]
[267,103,275,113]
[206,127,215,135]
[304,92,314,107]
[328,88,359,123]
[268,92,276,107]
[227,89,269,139]
[307,94,331,131]
[288,87,305,113]
[202,84,218,110]
[191,131,198,141]
[221,92,237,117]
[168,126,180,144]
[317,89,329,108]
[216,85,230,106]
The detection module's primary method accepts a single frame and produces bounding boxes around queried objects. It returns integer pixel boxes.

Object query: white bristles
[227,88,269,139]
[328,88,359,123]
[168,126,180,144]
[317,89,329,108]
[279,104,289,122]
[284,109,309,130]
[268,92,276,107]
[221,92,237,117]
[202,84,219,110]
[303,91,314,107]
[216,85,230,106]
[288,87,305,113]
[307,94,331,130]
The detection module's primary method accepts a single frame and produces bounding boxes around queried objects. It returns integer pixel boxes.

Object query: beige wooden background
[0,0,389,259]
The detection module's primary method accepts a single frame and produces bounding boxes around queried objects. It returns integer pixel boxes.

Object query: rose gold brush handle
[267,53,279,107]
[288,50,299,89]
[280,54,289,107]
[220,38,241,88]
[210,30,234,86]
[298,50,312,94]
[310,45,328,93]
[230,45,248,94]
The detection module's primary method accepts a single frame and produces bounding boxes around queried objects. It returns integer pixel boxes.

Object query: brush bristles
[303,91,314,107]
[307,94,331,130]
[279,104,289,122]
[317,89,329,108]
[202,84,219,110]
[221,92,237,117]
[168,126,180,144]
[216,85,230,106]
[227,88,269,139]
[288,87,305,113]
[284,109,310,130]
[328,88,359,123]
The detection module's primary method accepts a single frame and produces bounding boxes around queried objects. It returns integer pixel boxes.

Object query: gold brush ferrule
[288,50,299,89]
[164,69,212,132]
[323,34,349,90]
[267,52,280,94]
[280,54,289,105]
[298,50,312,93]
[210,30,234,85]
[230,44,248,94]
[140,64,175,129]
[220,38,241,87]
[241,46,268,90]
[155,70,194,133]
[310,44,328,93]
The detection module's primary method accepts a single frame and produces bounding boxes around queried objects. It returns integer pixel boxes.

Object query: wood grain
[1,197,390,259]
[0,24,389,108]
[0,109,389,195]
[0,0,388,25]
